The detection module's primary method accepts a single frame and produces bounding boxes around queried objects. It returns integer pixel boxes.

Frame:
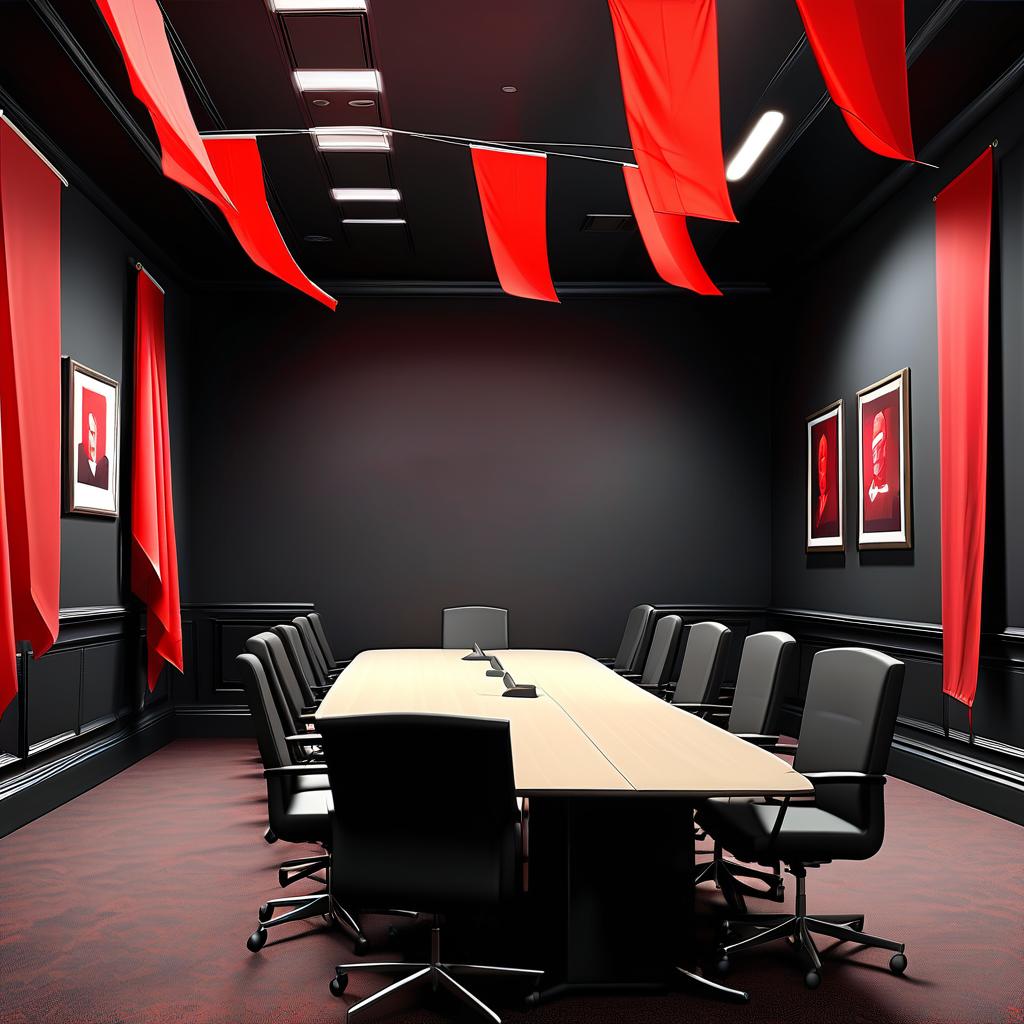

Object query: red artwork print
[810,415,839,539]
[81,387,107,463]
[861,390,901,533]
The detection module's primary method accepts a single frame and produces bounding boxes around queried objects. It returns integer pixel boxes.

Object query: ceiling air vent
[580,214,635,233]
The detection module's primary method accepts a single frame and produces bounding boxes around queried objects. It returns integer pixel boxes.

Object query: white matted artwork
[64,358,119,517]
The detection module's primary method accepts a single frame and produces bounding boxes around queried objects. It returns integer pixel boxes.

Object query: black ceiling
[1,0,1023,293]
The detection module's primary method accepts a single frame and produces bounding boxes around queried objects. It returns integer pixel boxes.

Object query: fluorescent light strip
[331,187,401,202]
[314,128,391,152]
[725,111,785,182]
[342,218,406,225]
[294,69,381,93]
[270,1,366,11]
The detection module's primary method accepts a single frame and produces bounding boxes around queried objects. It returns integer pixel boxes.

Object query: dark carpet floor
[0,739,1021,1024]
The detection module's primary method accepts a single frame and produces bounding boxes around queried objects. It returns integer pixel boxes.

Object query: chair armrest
[285,733,322,744]
[735,733,780,746]
[803,771,887,785]
[674,703,726,714]
[264,763,326,777]
[301,705,320,715]
[299,712,318,722]
[767,742,799,754]
[619,672,642,683]
[596,657,615,667]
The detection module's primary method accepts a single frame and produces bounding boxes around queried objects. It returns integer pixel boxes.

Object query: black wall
[185,293,773,658]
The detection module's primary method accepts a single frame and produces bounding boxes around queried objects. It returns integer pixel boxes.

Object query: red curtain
[795,0,915,162]
[935,147,993,714]
[203,138,337,311]
[131,271,182,691]
[0,434,16,719]
[623,165,720,295]
[470,147,558,303]
[607,0,735,222]
[0,121,61,667]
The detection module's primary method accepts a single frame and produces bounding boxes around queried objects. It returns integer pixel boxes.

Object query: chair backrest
[442,606,509,651]
[793,647,904,831]
[669,621,731,705]
[727,631,796,735]
[245,632,306,735]
[273,623,320,706]
[293,616,331,685]
[613,604,655,672]
[308,612,338,667]
[639,614,682,688]
[320,713,519,910]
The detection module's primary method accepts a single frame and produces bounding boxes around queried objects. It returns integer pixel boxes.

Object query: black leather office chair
[698,647,907,988]
[294,615,341,687]
[238,652,366,953]
[622,614,682,692]
[309,611,350,671]
[649,620,730,705]
[598,603,656,674]
[442,605,509,651]
[246,632,319,757]
[274,622,330,708]
[321,712,542,1019]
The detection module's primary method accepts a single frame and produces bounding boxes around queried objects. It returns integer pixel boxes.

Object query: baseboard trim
[173,704,253,739]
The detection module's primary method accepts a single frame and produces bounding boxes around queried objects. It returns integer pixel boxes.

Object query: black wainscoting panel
[26,649,81,750]
[81,641,125,732]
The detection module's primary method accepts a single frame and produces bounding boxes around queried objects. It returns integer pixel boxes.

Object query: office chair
[657,621,731,706]
[274,623,330,708]
[237,652,366,953]
[294,615,341,687]
[698,647,907,988]
[321,712,542,1020]
[689,631,797,908]
[597,603,656,674]
[246,632,319,759]
[309,611,350,671]
[621,614,682,692]
[442,605,509,651]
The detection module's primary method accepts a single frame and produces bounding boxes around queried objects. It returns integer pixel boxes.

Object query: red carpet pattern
[0,739,1021,1023]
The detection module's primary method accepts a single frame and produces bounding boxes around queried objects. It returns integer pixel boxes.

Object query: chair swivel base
[330,922,542,1023]
[694,844,784,914]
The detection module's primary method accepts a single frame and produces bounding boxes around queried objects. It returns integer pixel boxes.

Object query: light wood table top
[316,649,811,798]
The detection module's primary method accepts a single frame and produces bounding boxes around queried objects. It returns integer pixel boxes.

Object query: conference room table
[316,648,811,999]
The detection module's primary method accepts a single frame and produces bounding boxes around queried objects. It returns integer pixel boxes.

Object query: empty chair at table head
[669,621,731,705]
[727,630,796,736]
[442,606,509,651]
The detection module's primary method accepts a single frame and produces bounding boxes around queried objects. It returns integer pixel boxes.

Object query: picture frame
[63,357,120,518]
[856,367,912,550]
[806,398,845,552]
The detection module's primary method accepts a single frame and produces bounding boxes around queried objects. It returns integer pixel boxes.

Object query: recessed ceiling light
[342,218,406,225]
[331,187,402,202]
[294,69,381,93]
[501,85,518,93]
[312,99,331,107]
[348,99,376,108]
[304,234,334,242]
[725,110,785,182]
[269,1,366,11]
[314,127,391,152]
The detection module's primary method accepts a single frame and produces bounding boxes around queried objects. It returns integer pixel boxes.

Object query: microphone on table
[462,642,489,662]
[486,655,505,677]
[501,671,538,699]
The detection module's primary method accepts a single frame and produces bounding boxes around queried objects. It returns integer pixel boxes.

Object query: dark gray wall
[185,292,773,658]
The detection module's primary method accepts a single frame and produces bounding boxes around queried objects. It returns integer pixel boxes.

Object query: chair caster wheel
[353,935,369,955]
[804,970,821,989]
[263,828,277,844]
[246,928,267,952]
[330,972,349,996]
[524,990,541,1009]
[258,903,271,923]
[716,952,730,975]
[890,953,907,974]
[322,913,334,925]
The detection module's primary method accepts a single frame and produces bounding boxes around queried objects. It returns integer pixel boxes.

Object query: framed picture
[806,399,844,552]
[857,368,912,549]
[64,358,119,517]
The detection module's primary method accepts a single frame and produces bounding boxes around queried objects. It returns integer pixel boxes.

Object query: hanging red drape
[0,121,61,664]
[623,165,721,295]
[131,270,182,691]
[935,147,993,716]
[0,419,16,719]
[607,0,735,222]
[795,0,915,162]
[203,138,337,311]
[470,147,558,303]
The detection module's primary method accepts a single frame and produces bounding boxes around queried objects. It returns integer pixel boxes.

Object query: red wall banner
[131,270,183,690]
[0,121,62,665]
[470,147,558,303]
[608,0,735,222]
[795,0,915,162]
[623,165,720,295]
[935,147,993,713]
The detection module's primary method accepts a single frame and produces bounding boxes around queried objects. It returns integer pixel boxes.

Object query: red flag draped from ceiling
[0,444,15,719]
[795,0,916,162]
[132,270,183,691]
[95,0,335,309]
[607,0,735,222]
[470,147,558,303]
[0,121,61,679]
[623,165,720,295]
[935,147,993,717]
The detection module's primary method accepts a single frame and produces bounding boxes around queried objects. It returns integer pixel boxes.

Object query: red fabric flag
[0,423,17,720]
[623,165,721,295]
[131,270,182,690]
[0,121,61,660]
[203,138,337,311]
[935,147,993,713]
[94,0,234,211]
[607,0,735,222]
[470,147,558,303]
[795,0,915,162]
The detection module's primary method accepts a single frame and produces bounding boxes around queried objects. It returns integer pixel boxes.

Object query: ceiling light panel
[331,187,401,202]
[314,127,391,152]
[294,69,381,92]
[726,111,785,182]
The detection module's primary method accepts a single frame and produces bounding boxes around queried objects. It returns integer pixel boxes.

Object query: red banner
[935,147,993,712]
[0,122,61,662]
[0,428,16,719]
[623,165,720,295]
[608,0,735,222]
[204,138,337,311]
[131,270,183,690]
[470,147,558,303]
[795,0,915,162]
